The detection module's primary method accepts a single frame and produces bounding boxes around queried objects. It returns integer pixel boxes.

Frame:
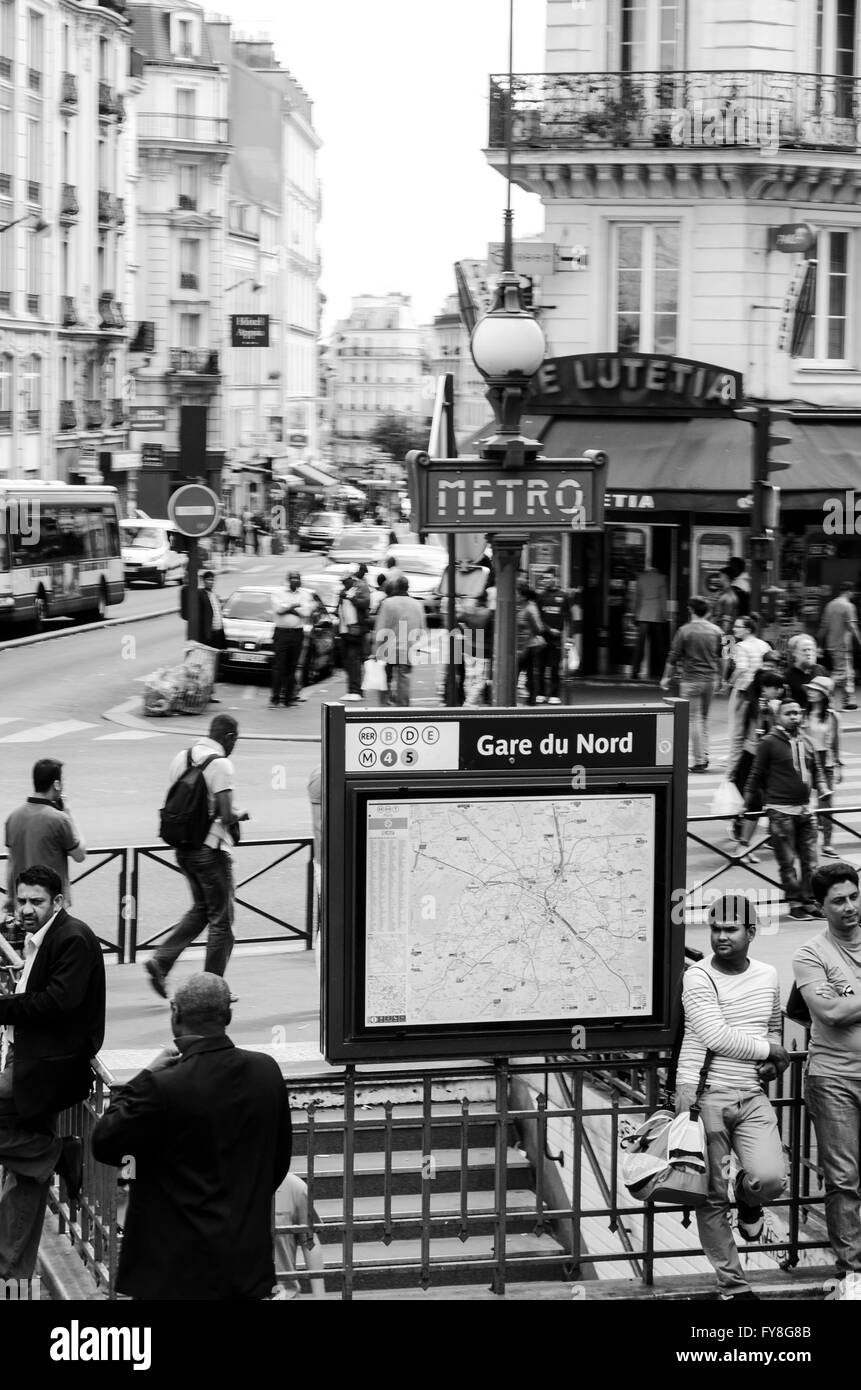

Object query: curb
[102,695,326,743]
[0,604,177,653]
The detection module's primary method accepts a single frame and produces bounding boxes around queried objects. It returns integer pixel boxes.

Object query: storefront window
[614,223,679,354]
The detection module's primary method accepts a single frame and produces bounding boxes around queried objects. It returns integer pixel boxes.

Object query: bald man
[91,973,293,1300]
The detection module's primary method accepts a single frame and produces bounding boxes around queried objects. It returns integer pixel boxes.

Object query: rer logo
[358,728,377,746]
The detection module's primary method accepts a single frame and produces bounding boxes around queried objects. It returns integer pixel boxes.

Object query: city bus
[0,482,125,631]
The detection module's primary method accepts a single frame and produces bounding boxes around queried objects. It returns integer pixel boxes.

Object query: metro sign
[408,454,607,533]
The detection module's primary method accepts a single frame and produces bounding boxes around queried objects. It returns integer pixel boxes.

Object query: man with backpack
[675,893,789,1300]
[146,715,247,999]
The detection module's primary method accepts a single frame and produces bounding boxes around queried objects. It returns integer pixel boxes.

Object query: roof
[128,5,220,66]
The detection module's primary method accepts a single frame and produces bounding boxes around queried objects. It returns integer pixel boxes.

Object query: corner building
[486,0,861,675]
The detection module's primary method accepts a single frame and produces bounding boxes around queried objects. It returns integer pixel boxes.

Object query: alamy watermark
[3,499,41,547]
[669,100,780,156]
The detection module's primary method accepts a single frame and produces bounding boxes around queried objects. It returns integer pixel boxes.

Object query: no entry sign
[168,483,221,538]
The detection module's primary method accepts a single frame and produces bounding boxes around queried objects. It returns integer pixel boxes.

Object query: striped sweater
[676,960,781,1092]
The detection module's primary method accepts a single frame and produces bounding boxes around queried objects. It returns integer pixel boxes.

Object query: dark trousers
[154,846,235,978]
[518,649,539,704]
[340,633,364,696]
[632,621,668,678]
[539,635,562,699]
[768,810,818,906]
[0,1065,61,1279]
[271,629,304,704]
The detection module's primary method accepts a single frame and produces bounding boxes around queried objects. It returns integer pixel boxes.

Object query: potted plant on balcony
[578,81,646,148]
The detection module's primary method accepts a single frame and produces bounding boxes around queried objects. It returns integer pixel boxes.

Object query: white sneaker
[535,695,547,704]
[342,693,363,702]
[840,1272,861,1300]
[548,696,561,705]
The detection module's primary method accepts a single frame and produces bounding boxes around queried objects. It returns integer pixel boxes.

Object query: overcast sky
[217,0,546,334]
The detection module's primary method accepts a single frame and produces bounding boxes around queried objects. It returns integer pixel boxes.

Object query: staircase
[282,1092,570,1295]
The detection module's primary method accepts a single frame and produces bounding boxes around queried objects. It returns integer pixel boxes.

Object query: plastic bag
[565,640,580,674]
[362,658,388,693]
[710,780,744,817]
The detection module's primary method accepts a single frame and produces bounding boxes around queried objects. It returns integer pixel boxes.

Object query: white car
[120,519,188,587]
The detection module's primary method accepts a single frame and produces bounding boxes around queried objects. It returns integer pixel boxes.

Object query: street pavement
[5,572,861,1081]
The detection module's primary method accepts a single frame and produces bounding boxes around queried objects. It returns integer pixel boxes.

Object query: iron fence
[48,1059,118,1295]
[0,847,128,959]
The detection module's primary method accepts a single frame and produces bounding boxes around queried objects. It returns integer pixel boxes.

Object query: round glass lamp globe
[470,311,546,380]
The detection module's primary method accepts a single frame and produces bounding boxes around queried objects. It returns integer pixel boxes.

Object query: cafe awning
[290,460,341,489]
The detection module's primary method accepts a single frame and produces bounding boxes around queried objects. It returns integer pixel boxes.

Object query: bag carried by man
[158,751,220,850]
[620,1048,713,1207]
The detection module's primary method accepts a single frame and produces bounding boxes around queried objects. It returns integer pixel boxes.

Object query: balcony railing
[0,292,10,313]
[26,180,40,205]
[138,114,230,145]
[115,94,125,124]
[85,400,103,430]
[99,0,127,13]
[98,81,116,116]
[25,408,40,430]
[0,57,11,81]
[110,397,124,427]
[60,72,77,107]
[169,348,219,375]
[179,271,198,290]
[60,184,79,221]
[26,294,39,315]
[59,400,77,431]
[0,172,10,195]
[177,193,197,210]
[61,295,79,327]
[0,410,10,430]
[98,294,124,329]
[28,67,40,93]
[488,70,861,153]
[113,196,125,226]
[97,189,111,225]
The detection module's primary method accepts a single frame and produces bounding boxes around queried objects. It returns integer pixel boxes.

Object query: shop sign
[141,444,163,468]
[230,314,269,347]
[530,354,742,414]
[768,223,816,255]
[605,493,655,510]
[130,406,167,431]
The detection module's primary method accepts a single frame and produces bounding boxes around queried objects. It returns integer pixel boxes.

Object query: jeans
[340,633,364,696]
[154,846,234,978]
[819,767,836,849]
[384,662,412,706]
[0,1066,61,1279]
[539,635,562,699]
[675,1084,786,1295]
[828,641,855,704]
[680,679,714,765]
[271,629,304,704]
[518,649,539,705]
[767,810,818,904]
[463,654,490,707]
[806,1073,861,1272]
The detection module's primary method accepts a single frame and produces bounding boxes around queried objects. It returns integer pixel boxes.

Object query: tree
[367,412,428,462]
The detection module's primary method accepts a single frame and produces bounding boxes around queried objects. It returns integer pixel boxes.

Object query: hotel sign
[529,353,743,415]
[231,314,269,347]
[409,455,607,533]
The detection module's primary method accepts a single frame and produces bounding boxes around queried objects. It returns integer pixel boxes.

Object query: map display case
[321,702,688,1063]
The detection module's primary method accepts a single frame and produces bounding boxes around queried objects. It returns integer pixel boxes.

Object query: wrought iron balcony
[60,184,79,221]
[0,57,11,81]
[113,196,125,226]
[25,409,40,430]
[488,70,861,153]
[26,294,39,315]
[130,320,155,353]
[59,400,77,431]
[110,397,125,427]
[98,293,124,329]
[0,410,11,430]
[27,181,40,205]
[169,348,220,375]
[97,189,111,225]
[85,400,103,430]
[178,193,197,211]
[61,295,79,326]
[99,0,127,13]
[179,272,198,290]
[28,68,40,93]
[98,81,116,116]
[138,114,230,145]
[0,172,10,195]
[60,72,77,107]
[115,94,125,124]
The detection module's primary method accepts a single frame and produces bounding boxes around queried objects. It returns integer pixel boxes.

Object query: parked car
[327,524,389,568]
[120,519,188,587]
[384,544,448,625]
[218,585,335,684]
[297,511,346,552]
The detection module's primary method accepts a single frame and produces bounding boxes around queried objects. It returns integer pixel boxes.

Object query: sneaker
[548,696,561,705]
[342,693,363,702]
[821,846,839,858]
[295,693,308,703]
[844,703,858,711]
[720,1289,760,1301]
[740,850,760,865]
[535,695,547,704]
[689,763,709,773]
[789,905,814,921]
[144,958,168,1000]
[802,900,824,917]
[737,1211,764,1241]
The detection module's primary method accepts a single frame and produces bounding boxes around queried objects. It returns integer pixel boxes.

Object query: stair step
[293,1145,532,1198]
[292,1102,505,1155]
[294,1233,567,1291]
[299,1188,546,1240]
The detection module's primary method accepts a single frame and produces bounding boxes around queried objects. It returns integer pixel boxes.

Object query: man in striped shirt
[675,893,789,1300]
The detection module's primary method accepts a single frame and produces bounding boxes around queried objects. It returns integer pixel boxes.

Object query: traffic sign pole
[186,539,199,642]
[169,482,221,646]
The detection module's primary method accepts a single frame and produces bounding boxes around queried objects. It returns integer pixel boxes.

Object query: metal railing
[56,1050,829,1299]
[138,114,230,145]
[489,69,861,152]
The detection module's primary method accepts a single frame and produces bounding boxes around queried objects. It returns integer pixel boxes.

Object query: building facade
[486,0,861,674]
[425,291,488,448]
[327,291,428,493]
[126,0,229,515]
[0,0,135,489]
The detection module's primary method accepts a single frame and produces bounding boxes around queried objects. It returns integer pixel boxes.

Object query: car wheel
[93,583,108,622]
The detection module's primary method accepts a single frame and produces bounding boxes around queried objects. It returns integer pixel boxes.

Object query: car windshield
[391,551,447,576]
[122,527,164,549]
[223,591,276,620]
[307,512,340,527]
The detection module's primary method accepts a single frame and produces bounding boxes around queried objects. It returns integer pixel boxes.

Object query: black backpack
[159,751,220,850]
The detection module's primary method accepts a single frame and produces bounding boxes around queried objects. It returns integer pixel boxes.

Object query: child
[729,669,786,857]
[804,675,842,858]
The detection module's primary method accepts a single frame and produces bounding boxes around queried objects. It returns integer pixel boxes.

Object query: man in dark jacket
[92,973,293,1300]
[0,864,105,1278]
[744,700,829,921]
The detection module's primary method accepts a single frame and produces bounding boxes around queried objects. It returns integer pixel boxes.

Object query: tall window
[0,0,13,68]
[0,219,10,309]
[178,164,198,209]
[99,36,108,81]
[613,223,680,353]
[179,312,200,346]
[60,237,69,297]
[0,353,11,424]
[179,238,200,289]
[26,230,41,314]
[26,118,40,202]
[612,0,685,70]
[176,89,195,139]
[798,232,850,362]
[177,17,193,57]
[817,0,857,116]
[22,354,40,425]
[27,8,42,86]
[0,106,10,188]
